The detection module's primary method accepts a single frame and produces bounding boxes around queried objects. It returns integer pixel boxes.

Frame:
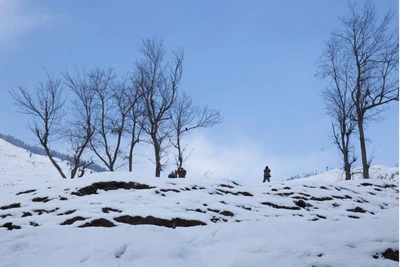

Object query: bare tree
[63,69,97,178]
[317,36,358,180]
[333,0,399,178]
[111,75,138,172]
[88,68,131,171]
[134,38,183,177]
[126,73,144,172]
[170,91,222,170]
[10,72,67,178]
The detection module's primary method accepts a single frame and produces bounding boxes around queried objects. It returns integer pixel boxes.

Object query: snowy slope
[0,138,95,187]
[0,140,398,267]
[299,165,399,182]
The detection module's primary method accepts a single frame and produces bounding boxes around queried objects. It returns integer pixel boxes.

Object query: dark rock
[79,218,116,228]
[294,200,308,208]
[316,214,327,219]
[34,208,59,215]
[220,210,234,217]
[57,210,76,216]
[160,189,180,193]
[382,184,397,189]
[216,189,253,197]
[16,189,36,195]
[208,208,220,213]
[332,203,340,207]
[0,203,21,210]
[360,183,373,187]
[261,201,301,210]
[102,207,122,214]
[382,248,399,262]
[2,222,21,230]
[0,214,12,219]
[114,215,206,228]
[60,197,68,201]
[348,215,360,219]
[219,184,234,189]
[283,187,291,190]
[193,209,206,213]
[30,222,39,227]
[271,188,278,192]
[310,196,333,201]
[32,197,50,203]
[22,212,32,217]
[292,196,309,201]
[61,216,87,225]
[332,195,352,200]
[355,198,369,203]
[210,216,221,223]
[347,207,367,213]
[320,186,329,190]
[72,181,155,196]
[276,192,294,197]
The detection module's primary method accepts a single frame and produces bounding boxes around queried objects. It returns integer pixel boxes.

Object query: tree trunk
[128,135,138,172]
[128,143,134,172]
[71,167,77,179]
[153,137,161,177]
[155,152,161,177]
[44,146,67,179]
[344,153,351,180]
[357,118,369,179]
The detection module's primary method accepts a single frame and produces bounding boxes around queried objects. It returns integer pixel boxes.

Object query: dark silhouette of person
[168,171,177,178]
[263,166,271,183]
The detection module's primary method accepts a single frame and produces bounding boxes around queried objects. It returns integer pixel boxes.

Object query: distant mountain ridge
[0,133,106,173]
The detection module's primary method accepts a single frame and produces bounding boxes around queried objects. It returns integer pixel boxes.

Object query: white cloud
[0,0,52,46]
[180,132,340,184]
[82,130,339,185]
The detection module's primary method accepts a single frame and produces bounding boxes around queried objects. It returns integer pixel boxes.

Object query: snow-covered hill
[0,138,96,187]
[0,139,398,266]
[299,165,399,182]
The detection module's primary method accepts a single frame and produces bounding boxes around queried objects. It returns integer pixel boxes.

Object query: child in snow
[263,166,271,183]
[168,171,177,178]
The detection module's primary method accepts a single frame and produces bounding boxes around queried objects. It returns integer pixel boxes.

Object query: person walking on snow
[263,166,271,183]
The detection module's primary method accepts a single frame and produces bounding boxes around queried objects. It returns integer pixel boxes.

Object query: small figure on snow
[168,171,177,178]
[263,166,271,183]
[177,167,187,178]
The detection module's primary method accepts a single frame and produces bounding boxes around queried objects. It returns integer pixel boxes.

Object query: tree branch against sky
[63,69,97,178]
[331,0,399,178]
[317,36,358,180]
[10,72,67,178]
[170,91,222,170]
[135,38,183,177]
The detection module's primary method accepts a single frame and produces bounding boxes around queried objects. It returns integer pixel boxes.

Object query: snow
[0,139,398,266]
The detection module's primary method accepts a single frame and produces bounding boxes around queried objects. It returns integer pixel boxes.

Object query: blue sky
[0,0,398,182]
